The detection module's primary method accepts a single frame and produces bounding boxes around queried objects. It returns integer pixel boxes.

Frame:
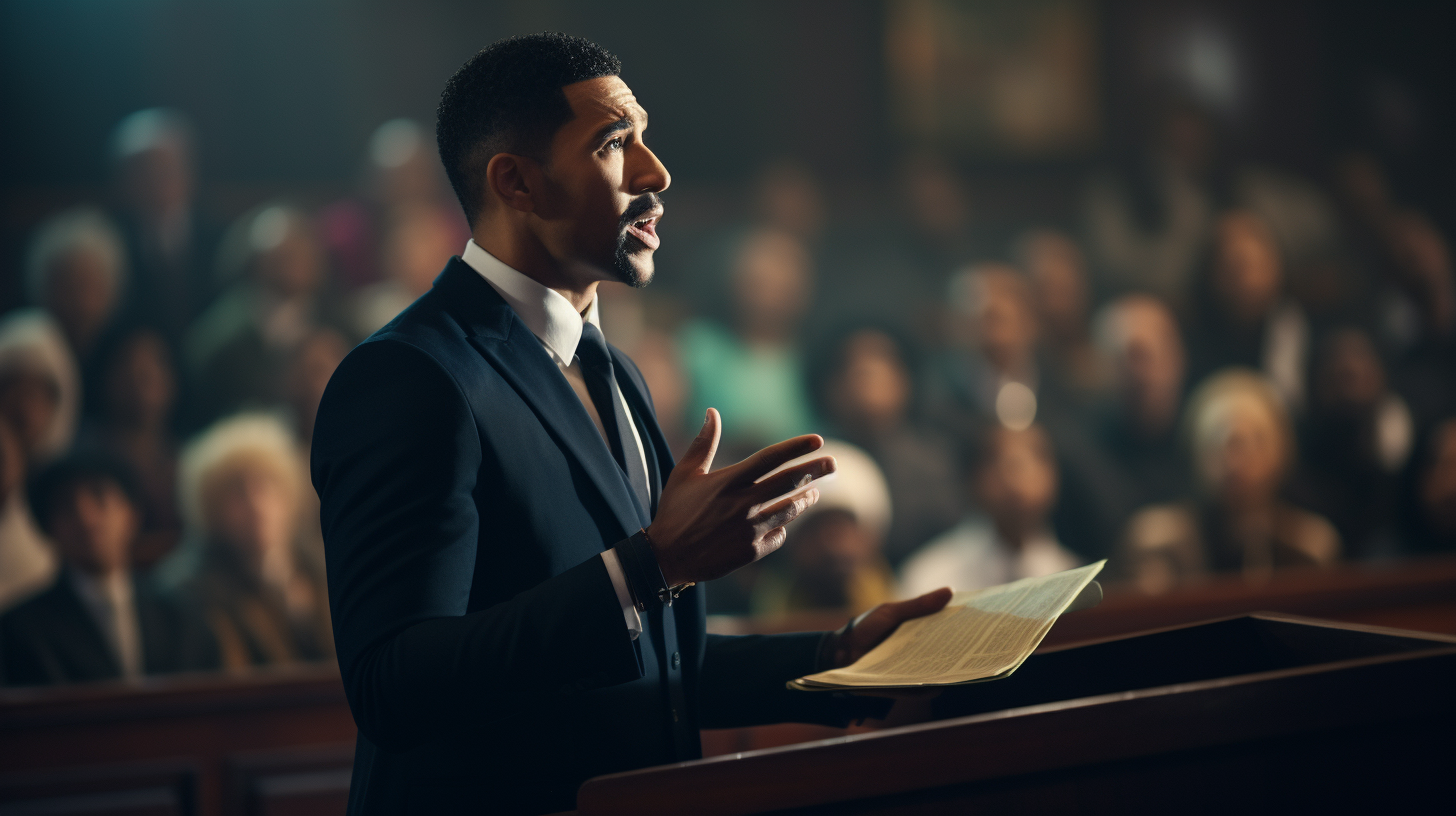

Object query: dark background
[2,1,1453,281]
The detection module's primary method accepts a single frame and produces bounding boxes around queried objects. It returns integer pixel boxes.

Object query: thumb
[885,587,953,622]
[679,408,722,474]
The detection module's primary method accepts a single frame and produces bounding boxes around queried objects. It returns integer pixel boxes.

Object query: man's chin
[611,248,656,288]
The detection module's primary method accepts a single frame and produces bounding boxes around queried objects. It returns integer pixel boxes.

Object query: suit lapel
[611,349,677,519]
[38,579,120,681]
[439,260,650,537]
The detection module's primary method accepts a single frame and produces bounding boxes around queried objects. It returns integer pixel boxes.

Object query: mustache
[618,193,664,231]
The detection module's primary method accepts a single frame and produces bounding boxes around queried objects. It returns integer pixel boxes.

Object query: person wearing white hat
[751,440,898,615]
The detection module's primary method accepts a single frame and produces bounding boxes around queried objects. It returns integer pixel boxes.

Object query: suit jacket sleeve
[698,632,892,729]
[312,339,643,751]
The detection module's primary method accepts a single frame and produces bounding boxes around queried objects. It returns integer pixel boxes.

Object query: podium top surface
[576,614,1456,816]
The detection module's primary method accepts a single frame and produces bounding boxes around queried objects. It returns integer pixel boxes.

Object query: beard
[610,192,663,289]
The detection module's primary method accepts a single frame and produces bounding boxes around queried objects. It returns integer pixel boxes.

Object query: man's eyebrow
[592,117,634,145]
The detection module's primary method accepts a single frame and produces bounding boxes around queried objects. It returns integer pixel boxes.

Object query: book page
[792,561,1104,690]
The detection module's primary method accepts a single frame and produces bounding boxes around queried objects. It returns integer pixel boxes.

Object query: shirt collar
[461,239,600,364]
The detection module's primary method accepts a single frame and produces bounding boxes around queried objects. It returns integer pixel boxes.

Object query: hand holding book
[794,562,1106,692]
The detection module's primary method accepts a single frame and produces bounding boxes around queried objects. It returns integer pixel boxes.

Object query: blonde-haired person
[171,412,331,669]
[0,310,81,611]
[1119,369,1339,594]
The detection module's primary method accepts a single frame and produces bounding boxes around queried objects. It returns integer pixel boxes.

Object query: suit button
[670,651,681,669]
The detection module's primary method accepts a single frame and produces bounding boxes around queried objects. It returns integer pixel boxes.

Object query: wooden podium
[576,614,1456,815]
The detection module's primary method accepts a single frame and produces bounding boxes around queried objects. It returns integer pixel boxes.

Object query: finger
[758,525,788,556]
[880,588,954,623]
[750,486,820,531]
[735,434,825,484]
[678,408,721,475]
[748,455,836,504]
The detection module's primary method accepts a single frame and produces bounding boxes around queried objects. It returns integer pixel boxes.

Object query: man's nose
[630,144,671,195]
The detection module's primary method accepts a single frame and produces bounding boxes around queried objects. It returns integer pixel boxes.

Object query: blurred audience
[934,263,1042,432]
[109,109,219,349]
[1188,210,1310,411]
[166,413,332,670]
[0,311,79,610]
[25,207,130,413]
[82,327,184,567]
[282,329,349,575]
[1083,101,1219,312]
[679,228,817,457]
[4,73,1454,679]
[626,329,691,457]
[0,451,216,686]
[320,118,468,291]
[186,204,341,428]
[811,324,960,566]
[1091,294,1193,513]
[348,204,461,338]
[751,441,896,615]
[752,159,826,243]
[1015,229,1108,402]
[900,423,1078,597]
[1403,418,1456,553]
[1293,328,1413,559]
[1119,369,1339,594]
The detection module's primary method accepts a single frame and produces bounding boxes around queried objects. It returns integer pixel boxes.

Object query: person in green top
[678,227,818,460]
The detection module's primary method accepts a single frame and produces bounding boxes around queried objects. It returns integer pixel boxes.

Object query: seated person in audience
[109,108,221,351]
[83,326,183,567]
[1187,210,1309,411]
[751,441,896,616]
[932,263,1044,432]
[811,324,961,567]
[1401,418,1456,554]
[186,204,341,428]
[900,423,1079,596]
[0,451,215,686]
[679,227,817,460]
[173,413,332,670]
[1120,369,1339,594]
[1091,294,1193,515]
[283,328,350,575]
[347,204,462,338]
[0,310,80,611]
[25,207,130,416]
[1293,328,1413,559]
[319,118,468,291]
[1015,228,1108,403]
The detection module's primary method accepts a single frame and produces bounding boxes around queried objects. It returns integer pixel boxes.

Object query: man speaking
[312,33,950,815]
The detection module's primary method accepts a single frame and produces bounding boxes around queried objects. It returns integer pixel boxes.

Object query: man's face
[51,479,139,576]
[538,76,670,288]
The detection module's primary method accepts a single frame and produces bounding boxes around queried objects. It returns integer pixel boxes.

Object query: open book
[789,561,1106,691]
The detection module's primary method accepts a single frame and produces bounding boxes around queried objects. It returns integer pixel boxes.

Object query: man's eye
[605,137,623,151]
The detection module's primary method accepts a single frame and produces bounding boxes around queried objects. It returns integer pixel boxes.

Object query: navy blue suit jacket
[311,259,860,815]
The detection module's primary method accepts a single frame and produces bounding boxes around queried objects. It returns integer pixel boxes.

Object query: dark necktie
[576,322,652,513]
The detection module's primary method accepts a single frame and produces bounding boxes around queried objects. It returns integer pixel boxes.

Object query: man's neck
[472,222,599,314]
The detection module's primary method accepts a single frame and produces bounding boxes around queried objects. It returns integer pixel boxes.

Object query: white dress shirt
[69,569,144,680]
[461,240,646,640]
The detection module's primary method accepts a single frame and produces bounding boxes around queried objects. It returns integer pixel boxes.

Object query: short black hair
[436,33,622,224]
[28,450,141,534]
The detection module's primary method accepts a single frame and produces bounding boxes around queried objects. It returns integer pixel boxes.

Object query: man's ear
[485,153,539,214]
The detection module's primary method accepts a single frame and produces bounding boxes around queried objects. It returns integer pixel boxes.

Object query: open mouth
[624,211,662,251]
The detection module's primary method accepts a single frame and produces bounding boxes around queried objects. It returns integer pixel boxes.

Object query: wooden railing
[0,665,355,815]
[2,555,1452,814]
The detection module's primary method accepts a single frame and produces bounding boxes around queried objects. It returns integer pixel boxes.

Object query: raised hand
[646,408,836,586]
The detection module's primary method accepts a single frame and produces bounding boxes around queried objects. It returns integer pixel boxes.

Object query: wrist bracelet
[617,529,694,609]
